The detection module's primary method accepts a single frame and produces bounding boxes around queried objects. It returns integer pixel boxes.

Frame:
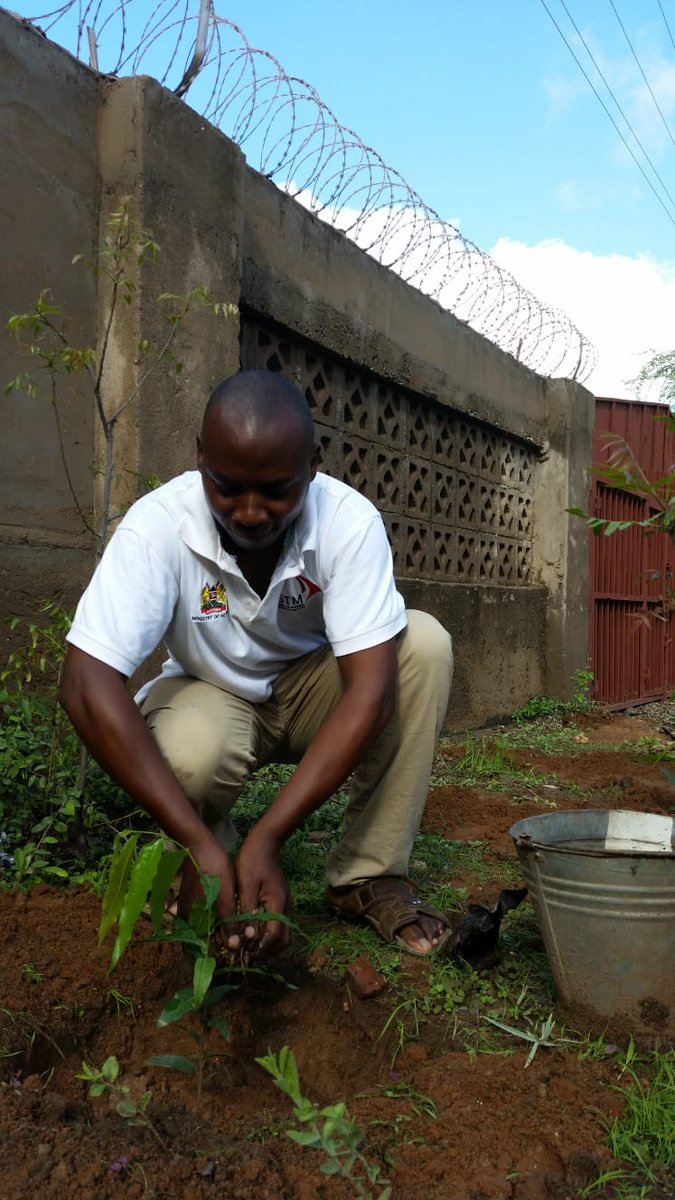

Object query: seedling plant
[100,833,292,1110]
[78,1054,167,1149]
[257,1045,391,1199]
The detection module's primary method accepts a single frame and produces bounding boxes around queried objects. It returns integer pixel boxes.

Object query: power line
[609,0,675,148]
[657,0,675,55]
[538,0,675,229]
[557,0,675,212]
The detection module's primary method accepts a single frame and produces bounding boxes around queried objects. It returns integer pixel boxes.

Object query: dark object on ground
[448,887,529,967]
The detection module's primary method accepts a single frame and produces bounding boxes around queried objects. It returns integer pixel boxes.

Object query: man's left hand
[235,829,291,957]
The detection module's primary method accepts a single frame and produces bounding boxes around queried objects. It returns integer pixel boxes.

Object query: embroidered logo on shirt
[278,575,322,612]
[192,581,229,622]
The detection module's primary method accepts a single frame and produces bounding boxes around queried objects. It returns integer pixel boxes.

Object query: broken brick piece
[346,954,387,998]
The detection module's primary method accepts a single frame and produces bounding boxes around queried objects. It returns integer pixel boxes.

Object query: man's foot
[326,877,455,958]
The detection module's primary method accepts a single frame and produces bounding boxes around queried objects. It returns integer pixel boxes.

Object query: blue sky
[12,1,675,396]
[215,1,675,262]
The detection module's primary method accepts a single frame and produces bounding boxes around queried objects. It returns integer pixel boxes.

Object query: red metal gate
[589,398,674,707]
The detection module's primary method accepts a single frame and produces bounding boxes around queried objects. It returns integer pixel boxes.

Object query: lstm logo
[278,575,322,612]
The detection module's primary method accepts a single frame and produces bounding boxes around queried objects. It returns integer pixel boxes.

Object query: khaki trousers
[141,610,453,887]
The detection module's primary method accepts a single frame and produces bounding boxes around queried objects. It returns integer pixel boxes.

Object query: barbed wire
[17,0,597,382]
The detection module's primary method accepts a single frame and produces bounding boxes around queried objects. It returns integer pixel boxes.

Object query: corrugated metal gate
[590,398,674,707]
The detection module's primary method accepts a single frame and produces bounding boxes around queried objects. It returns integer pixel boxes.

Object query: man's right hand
[180,837,258,958]
[178,837,237,924]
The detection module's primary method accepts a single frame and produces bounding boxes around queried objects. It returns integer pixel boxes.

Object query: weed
[380,1078,437,1120]
[513,695,567,722]
[378,994,423,1063]
[632,735,675,763]
[78,1056,167,1149]
[606,1052,675,1179]
[571,665,595,708]
[482,1012,572,1067]
[512,667,595,723]
[20,963,45,985]
[107,989,137,1022]
[257,1045,391,1198]
[0,604,141,890]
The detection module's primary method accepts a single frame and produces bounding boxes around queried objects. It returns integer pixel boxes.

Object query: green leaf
[99,834,137,945]
[287,1129,322,1147]
[110,839,164,971]
[148,846,186,933]
[89,1082,105,1097]
[321,1103,347,1120]
[193,955,216,1009]
[102,1055,120,1082]
[200,873,221,912]
[202,984,236,1009]
[278,1045,302,1098]
[233,909,295,928]
[116,1100,138,1118]
[151,917,206,952]
[157,987,196,1027]
[207,1014,229,1039]
[146,1054,196,1073]
[318,1158,342,1174]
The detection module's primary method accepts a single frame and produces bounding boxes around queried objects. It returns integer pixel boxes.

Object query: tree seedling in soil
[100,832,292,1111]
[78,1055,167,1150]
[256,1045,392,1199]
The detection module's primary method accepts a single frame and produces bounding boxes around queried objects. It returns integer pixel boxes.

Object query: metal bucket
[510,810,675,1042]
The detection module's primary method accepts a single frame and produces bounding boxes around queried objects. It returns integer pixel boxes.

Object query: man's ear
[310,441,320,480]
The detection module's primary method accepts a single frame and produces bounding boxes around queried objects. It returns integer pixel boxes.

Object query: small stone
[306,944,330,974]
[346,954,387,999]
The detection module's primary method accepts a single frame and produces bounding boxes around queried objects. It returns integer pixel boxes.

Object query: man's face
[197,413,318,553]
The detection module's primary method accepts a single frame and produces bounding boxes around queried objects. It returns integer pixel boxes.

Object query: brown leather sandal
[326,876,455,957]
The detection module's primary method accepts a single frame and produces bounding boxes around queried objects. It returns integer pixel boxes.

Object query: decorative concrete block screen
[241,314,536,586]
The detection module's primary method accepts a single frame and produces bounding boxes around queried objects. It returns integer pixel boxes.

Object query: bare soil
[0,711,673,1200]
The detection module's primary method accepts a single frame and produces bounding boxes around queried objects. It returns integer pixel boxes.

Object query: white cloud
[490,236,675,398]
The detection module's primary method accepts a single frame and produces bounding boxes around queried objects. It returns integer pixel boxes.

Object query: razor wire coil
[15,0,597,382]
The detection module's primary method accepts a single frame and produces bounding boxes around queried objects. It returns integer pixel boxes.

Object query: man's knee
[401,610,453,680]
[142,682,256,805]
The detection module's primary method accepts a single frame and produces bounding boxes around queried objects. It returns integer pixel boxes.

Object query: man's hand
[235,829,291,957]
[180,838,260,959]
[179,837,237,923]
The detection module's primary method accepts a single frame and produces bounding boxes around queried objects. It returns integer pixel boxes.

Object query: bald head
[203,370,314,453]
[197,370,318,554]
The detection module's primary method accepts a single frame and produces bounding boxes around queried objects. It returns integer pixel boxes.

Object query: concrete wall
[0,9,594,727]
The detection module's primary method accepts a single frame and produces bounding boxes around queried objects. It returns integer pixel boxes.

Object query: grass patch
[580,1049,675,1199]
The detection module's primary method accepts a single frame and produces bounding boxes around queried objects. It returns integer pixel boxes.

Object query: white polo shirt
[67,471,407,703]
